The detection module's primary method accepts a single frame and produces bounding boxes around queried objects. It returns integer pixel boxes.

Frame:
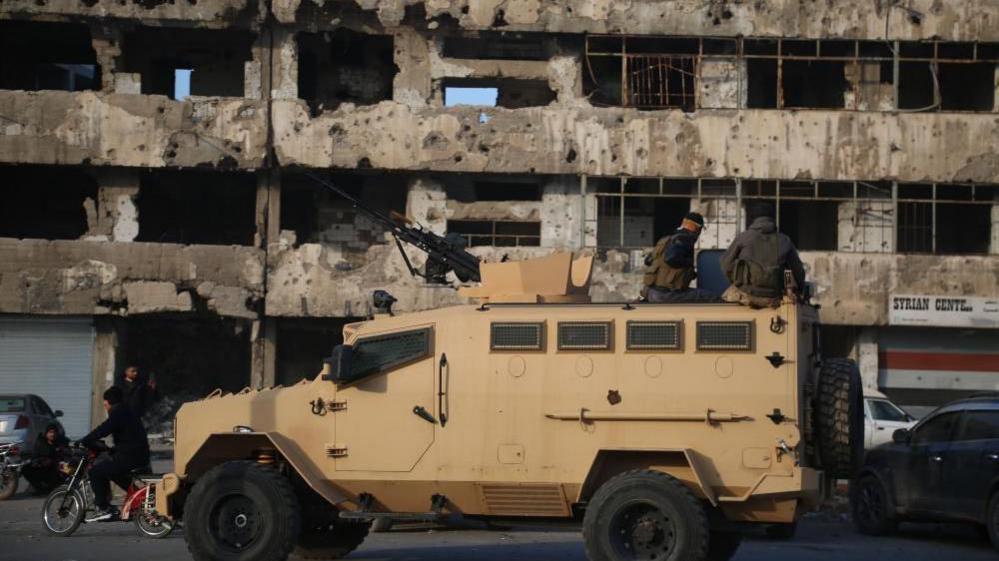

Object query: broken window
[443,78,555,108]
[136,170,256,246]
[0,21,100,92]
[448,220,541,247]
[121,315,250,430]
[897,183,994,254]
[276,318,358,386]
[594,177,694,248]
[297,30,397,115]
[0,165,98,240]
[584,36,699,111]
[280,172,407,258]
[121,28,255,99]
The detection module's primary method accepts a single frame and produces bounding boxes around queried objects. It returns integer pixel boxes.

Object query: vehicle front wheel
[583,469,709,561]
[184,461,301,561]
[851,475,896,536]
[987,492,999,551]
[42,484,85,536]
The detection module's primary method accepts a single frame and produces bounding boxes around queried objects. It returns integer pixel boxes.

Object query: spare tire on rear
[815,358,864,479]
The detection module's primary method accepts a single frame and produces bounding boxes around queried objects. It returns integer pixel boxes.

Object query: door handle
[930,455,943,463]
[876,427,885,431]
[438,353,449,427]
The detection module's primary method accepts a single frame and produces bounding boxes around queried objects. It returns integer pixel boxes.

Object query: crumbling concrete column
[991,192,999,254]
[271,28,298,100]
[250,318,277,389]
[83,169,140,242]
[837,200,894,252]
[851,328,880,394]
[406,177,447,236]
[90,318,124,429]
[90,25,123,94]
[255,169,281,248]
[699,58,746,109]
[541,177,583,249]
[394,28,432,107]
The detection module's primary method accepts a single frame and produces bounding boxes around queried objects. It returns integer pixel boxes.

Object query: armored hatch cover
[458,251,593,304]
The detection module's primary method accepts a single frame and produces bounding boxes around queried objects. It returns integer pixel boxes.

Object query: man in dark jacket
[642,212,720,303]
[720,203,806,308]
[79,386,150,522]
[118,365,158,420]
[21,423,69,493]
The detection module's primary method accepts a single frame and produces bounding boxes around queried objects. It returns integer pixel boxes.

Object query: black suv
[852,395,999,549]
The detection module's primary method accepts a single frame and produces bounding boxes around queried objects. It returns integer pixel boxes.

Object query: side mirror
[322,344,353,383]
[54,410,63,418]
[892,428,911,444]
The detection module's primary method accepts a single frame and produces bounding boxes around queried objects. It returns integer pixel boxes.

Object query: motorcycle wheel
[42,485,85,536]
[0,468,18,500]
[134,510,175,539]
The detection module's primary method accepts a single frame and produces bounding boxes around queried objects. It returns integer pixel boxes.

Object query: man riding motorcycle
[77,387,150,522]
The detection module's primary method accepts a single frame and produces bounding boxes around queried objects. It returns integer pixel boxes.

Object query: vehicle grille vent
[558,322,612,351]
[696,321,754,351]
[478,483,569,516]
[351,328,431,379]
[627,321,682,350]
[490,322,544,351]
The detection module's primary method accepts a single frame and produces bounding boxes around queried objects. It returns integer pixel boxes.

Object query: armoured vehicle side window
[558,322,612,351]
[490,322,545,351]
[626,321,682,351]
[695,321,754,351]
[348,327,432,381]
[911,411,960,445]
[954,410,999,441]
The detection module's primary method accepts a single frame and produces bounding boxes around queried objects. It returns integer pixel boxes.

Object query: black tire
[705,531,742,561]
[292,497,369,560]
[764,521,797,540]
[816,358,864,479]
[851,474,897,536]
[0,468,18,500]
[184,461,301,561]
[42,484,85,536]
[583,469,709,561]
[986,492,999,551]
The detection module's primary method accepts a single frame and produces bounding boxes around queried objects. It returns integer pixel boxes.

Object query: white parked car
[863,392,916,449]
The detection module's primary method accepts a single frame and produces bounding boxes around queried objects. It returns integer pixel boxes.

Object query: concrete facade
[1,0,998,427]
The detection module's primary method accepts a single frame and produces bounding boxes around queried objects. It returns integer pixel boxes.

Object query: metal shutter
[0,317,94,438]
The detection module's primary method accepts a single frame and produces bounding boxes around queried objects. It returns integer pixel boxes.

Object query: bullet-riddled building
[1,0,997,434]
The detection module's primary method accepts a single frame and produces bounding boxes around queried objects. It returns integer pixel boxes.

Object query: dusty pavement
[0,467,995,561]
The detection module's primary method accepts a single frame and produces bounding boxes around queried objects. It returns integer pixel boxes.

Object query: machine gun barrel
[303,171,481,284]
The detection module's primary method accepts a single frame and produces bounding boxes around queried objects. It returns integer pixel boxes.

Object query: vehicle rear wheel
[184,461,301,561]
[851,475,896,536]
[0,468,19,500]
[816,358,864,479]
[987,492,999,551]
[42,484,85,536]
[705,531,742,561]
[583,469,709,561]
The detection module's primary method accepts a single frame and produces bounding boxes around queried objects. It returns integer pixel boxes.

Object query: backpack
[731,232,783,297]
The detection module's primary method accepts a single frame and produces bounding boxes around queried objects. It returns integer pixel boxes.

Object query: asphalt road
[0,467,995,561]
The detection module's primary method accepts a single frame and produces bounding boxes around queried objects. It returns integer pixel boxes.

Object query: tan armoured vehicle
[157,177,863,561]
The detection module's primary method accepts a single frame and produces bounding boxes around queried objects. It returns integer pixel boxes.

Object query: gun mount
[303,171,481,284]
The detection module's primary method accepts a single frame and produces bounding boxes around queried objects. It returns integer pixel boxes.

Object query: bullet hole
[706,158,715,167]
[218,156,238,170]
[454,154,463,163]
[492,9,508,26]
[460,4,468,13]
[611,153,617,162]
[157,106,165,114]
[607,390,621,405]
[354,157,373,169]
[138,144,146,152]
[462,124,471,132]
[478,143,489,153]
[566,148,577,163]
[80,0,99,6]
[566,5,572,12]
[233,145,242,153]
[723,9,733,19]
[81,158,92,166]
[165,150,177,159]
[328,124,345,138]
[35,0,46,6]
[909,13,922,25]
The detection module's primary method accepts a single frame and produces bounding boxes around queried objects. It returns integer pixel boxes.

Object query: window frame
[490,322,546,352]
[345,326,434,383]
[911,410,961,445]
[953,409,999,442]
[557,321,614,352]
[867,398,910,423]
[626,320,684,352]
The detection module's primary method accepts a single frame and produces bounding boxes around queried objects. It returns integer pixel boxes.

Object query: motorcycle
[41,442,174,538]
[0,441,26,500]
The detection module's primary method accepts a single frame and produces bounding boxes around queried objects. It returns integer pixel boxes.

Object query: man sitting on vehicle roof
[641,212,721,303]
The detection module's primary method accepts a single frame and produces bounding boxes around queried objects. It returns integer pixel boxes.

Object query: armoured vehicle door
[332,325,437,472]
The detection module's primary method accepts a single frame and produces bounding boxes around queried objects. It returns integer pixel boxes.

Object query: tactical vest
[730,232,783,298]
[642,235,696,293]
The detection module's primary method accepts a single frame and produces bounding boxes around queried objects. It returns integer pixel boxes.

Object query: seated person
[720,203,806,308]
[642,212,721,303]
[79,386,150,522]
[21,423,69,494]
